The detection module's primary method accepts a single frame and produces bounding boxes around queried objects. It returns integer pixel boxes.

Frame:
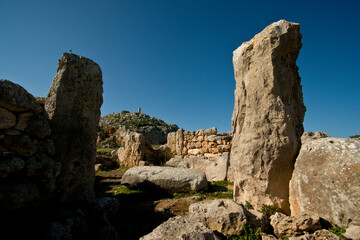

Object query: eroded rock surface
[290,137,360,226]
[140,216,221,240]
[189,199,268,236]
[230,20,305,214]
[121,166,208,192]
[165,153,229,181]
[45,53,103,203]
[270,212,321,238]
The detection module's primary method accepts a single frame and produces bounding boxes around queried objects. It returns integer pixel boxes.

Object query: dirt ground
[94,168,234,240]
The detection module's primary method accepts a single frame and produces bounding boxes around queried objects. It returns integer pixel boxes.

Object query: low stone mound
[140,216,221,240]
[121,166,208,192]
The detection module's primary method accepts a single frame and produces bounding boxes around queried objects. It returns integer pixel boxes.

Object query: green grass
[171,181,233,200]
[245,201,254,210]
[329,225,346,239]
[260,204,277,217]
[227,225,261,240]
[96,147,118,155]
[110,185,143,195]
[95,165,129,176]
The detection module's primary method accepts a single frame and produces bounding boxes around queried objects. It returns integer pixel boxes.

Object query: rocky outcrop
[140,216,221,240]
[45,53,103,203]
[301,131,330,142]
[0,79,59,210]
[99,111,178,145]
[344,225,360,240]
[289,137,360,226]
[270,212,321,238]
[230,20,305,214]
[165,153,229,181]
[167,127,232,159]
[121,166,208,192]
[189,199,268,236]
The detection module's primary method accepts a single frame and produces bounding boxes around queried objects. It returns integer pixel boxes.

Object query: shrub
[245,201,254,210]
[329,225,346,239]
[260,204,277,217]
[227,225,261,240]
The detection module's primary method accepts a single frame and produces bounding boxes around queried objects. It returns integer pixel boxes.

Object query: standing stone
[45,53,103,203]
[117,132,145,167]
[175,128,184,156]
[230,20,305,214]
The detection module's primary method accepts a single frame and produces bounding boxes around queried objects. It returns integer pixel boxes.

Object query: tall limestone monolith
[45,53,103,203]
[230,20,306,214]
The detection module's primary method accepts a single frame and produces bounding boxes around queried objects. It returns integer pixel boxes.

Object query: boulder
[0,79,42,113]
[344,225,360,240]
[289,137,360,226]
[189,199,268,236]
[45,53,103,203]
[0,107,16,129]
[121,166,208,192]
[270,212,321,238]
[139,216,221,240]
[165,153,229,181]
[14,112,51,138]
[230,20,305,214]
[301,131,330,142]
[312,229,342,240]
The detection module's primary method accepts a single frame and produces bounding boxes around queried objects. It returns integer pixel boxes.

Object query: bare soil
[94,168,233,240]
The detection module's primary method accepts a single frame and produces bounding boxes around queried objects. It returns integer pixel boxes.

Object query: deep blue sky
[1,0,359,137]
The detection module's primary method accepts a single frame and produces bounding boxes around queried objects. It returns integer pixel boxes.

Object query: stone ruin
[1,20,359,239]
[0,53,104,238]
[167,127,232,159]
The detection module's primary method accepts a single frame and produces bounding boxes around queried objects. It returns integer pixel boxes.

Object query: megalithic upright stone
[45,53,103,203]
[230,20,306,214]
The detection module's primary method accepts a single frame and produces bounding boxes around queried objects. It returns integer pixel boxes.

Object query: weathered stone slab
[270,212,321,238]
[289,137,360,226]
[0,79,42,113]
[45,53,103,203]
[121,166,208,192]
[165,153,229,181]
[189,199,268,236]
[140,216,221,240]
[230,20,305,214]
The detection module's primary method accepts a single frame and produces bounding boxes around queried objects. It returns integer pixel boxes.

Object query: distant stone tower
[138,107,141,113]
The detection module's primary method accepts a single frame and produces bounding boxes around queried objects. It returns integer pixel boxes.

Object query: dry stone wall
[0,53,103,211]
[167,127,232,159]
[0,79,60,210]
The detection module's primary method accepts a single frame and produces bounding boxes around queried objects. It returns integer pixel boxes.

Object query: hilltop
[98,111,179,145]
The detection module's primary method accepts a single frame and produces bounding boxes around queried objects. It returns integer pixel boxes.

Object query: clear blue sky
[1,0,359,137]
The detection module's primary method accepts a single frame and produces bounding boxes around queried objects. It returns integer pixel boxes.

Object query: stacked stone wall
[167,127,232,159]
[0,80,60,210]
